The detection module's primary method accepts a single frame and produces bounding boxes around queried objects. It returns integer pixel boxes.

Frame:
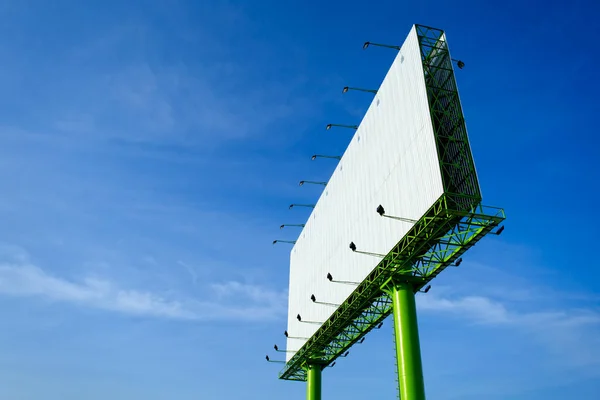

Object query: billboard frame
[278,24,506,382]
[279,195,505,381]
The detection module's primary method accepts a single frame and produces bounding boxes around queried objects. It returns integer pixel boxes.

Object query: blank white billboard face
[286,26,444,359]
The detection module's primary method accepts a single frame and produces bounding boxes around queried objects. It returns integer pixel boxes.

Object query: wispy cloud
[0,255,286,322]
[418,284,600,371]
[419,294,511,324]
[0,261,195,319]
[211,281,288,308]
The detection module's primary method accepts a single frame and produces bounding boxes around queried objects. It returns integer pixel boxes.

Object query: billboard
[285,25,469,359]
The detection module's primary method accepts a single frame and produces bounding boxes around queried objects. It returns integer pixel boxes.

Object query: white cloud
[418,290,600,371]
[0,261,196,319]
[0,259,286,322]
[211,280,288,305]
[419,295,510,324]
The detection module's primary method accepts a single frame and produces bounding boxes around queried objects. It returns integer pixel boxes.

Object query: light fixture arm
[343,86,378,94]
[363,41,400,50]
[299,180,327,187]
[289,204,316,209]
[280,224,305,229]
[311,154,342,161]
[326,123,358,130]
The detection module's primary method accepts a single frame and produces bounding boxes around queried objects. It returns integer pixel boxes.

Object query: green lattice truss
[278,25,505,381]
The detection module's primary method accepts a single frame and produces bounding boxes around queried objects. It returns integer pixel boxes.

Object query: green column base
[306,363,322,400]
[392,282,426,400]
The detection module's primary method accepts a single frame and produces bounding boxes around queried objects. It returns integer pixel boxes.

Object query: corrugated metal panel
[286,26,444,359]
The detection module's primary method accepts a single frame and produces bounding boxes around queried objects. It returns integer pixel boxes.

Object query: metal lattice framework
[279,24,504,381]
[279,196,505,381]
[417,24,481,208]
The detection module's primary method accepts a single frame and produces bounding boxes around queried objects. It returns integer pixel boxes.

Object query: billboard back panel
[285,26,447,358]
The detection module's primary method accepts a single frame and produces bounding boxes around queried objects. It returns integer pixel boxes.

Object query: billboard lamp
[299,180,327,187]
[451,59,465,69]
[280,224,305,229]
[377,204,417,223]
[311,154,341,161]
[349,242,385,257]
[326,272,359,285]
[265,355,285,363]
[296,314,322,324]
[495,226,505,235]
[326,123,358,130]
[284,331,308,340]
[273,240,296,245]
[343,86,378,94]
[311,294,340,307]
[289,204,316,209]
[274,344,297,353]
[363,41,400,50]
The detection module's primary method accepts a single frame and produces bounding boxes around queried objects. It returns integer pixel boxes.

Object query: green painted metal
[279,197,505,381]
[390,282,426,400]
[306,364,322,400]
[416,24,481,209]
[278,24,505,382]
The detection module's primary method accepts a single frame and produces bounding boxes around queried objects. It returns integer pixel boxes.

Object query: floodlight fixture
[326,272,359,285]
[296,315,323,324]
[265,355,285,364]
[377,322,383,329]
[363,41,400,50]
[274,344,296,353]
[341,351,350,357]
[421,285,431,294]
[289,204,316,209]
[455,258,463,267]
[342,86,378,94]
[330,362,336,367]
[377,205,385,216]
[313,298,341,307]
[273,240,296,245]
[280,224,305,229]
[311,154,342,161]
[284,331,309,340]
[359,337,365,344]
[451,58,465,69]
[495,226,505,235]
[299,180,327,187]
[349,242,385,257]
[326,123,358,130]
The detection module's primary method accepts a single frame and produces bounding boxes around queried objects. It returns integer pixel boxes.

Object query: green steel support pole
[392,282,426,400]
[306,364,322,400]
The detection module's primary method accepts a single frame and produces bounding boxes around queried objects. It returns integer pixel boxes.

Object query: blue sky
[0,0,598,399]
